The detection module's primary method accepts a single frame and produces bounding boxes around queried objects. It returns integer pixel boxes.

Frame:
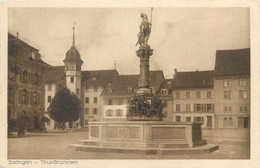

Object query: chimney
[173,68,177,78]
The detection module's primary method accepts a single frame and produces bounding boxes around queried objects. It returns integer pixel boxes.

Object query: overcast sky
[8,8,250,78]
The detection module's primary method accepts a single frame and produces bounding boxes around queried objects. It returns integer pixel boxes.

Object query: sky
[8,8,250,78]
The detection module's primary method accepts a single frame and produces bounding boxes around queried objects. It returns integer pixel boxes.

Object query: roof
[81,69,119,84]
[8,33,39,51]
[63,46,83,64]
[45,66,65,83]
[156,79,174,96]
[172,70,214,89]
[101,70,164,97]
[8,33,51,66]
[214,48,250,76]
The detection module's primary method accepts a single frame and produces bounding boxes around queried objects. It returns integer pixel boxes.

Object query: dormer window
[161,89,168,96]
[128,87,134,93]
[108,88,113,93]
[32,52,36,59]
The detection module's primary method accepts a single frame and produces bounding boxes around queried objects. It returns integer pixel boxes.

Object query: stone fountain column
[136,46,153,97]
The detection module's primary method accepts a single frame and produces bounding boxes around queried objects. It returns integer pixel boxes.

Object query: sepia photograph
[1,0,260,167]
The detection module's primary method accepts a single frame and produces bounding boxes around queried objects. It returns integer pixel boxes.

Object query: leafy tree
[48,88,81,129]
[127,95,165,120]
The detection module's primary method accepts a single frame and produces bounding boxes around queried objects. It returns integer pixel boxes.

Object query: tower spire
[72,23,75,47]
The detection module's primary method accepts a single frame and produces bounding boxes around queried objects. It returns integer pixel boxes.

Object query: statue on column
[136,13,152,48]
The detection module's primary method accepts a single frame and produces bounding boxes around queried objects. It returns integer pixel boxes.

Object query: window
[84,120,88,125]
[186,92,190,99]
[115,109,123,117]
[23,71,28,83]
[32,52,36,59]
[34,73,39,85]
[224,117,233,127]
[105,110,113,117]
[175,92,180,99]
[85,97,89,103]
[108,99,112,105]
[224,91,232,99]
[93,97,97,103]
[33,91,37,104]
[128,87,134,93]
[186,117,191,122]
[224,106,232,113]
[48,96,51,103]
[239,90,248,99]
[93,108,98,115]
[161,89,168,95]
[70,77,74,83]
[239,78,247,86]
[176,104,180,112]
[85,108,89,115]
[175,116,181,122]
[224,79,232,87]
[186,104,190,112]
[108,88,113,93]
[194,104,202,112]
[22,89,26,104]
[94,85,98,92]
[85,86,88,92]
[196,91,201,99]
[240,106,248,113]
[47,84,52,91]
[206,104,214,112]
[76,89,80,95]
[194,117,204,124]
[207,91,212,99]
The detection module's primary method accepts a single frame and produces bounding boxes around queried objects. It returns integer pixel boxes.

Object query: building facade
[101,71,166,121]
[172,70,215,129]
[214,48,250,129]
[8,33,51,130]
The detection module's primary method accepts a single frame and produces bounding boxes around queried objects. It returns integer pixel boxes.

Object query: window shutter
[26,91,29,104]
[20,73,23,82]
[19,89,22,104]
[30,91,33,105]
[28,73,31,84]
[38,75,42,85]
[37,92,41,105]
[31,73,34,84]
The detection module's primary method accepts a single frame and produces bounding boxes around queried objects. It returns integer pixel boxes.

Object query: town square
[4,5,254,164]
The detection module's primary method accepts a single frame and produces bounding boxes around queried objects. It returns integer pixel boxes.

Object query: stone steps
[69,143,219,155]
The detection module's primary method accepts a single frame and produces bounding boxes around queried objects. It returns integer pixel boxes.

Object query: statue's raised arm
[136,13,151,48]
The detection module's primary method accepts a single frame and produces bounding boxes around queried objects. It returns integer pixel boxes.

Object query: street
[8,129,250,159]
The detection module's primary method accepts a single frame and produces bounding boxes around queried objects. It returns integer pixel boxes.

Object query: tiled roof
[101,70,164,97]
[214,48,250,76]
[81,69,119,84]
[8,33,39,51]
[156,79,174,96]
[172,70,214,89]
[45,66,65,83]
[8,33,51,66]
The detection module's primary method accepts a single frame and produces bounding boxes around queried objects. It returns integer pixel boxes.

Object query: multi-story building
[157,79,174,121]
[8,33,51,130]
[81,69,118,126]
[43,27,118,128]
[172,69,215,129]
[214,48,250,129]
[100,71,165,121]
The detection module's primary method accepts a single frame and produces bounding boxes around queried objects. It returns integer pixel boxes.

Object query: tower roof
[63,25,83,64]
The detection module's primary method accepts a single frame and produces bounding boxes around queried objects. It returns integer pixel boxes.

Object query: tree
[126,95,165,120]
[48,88,81,129]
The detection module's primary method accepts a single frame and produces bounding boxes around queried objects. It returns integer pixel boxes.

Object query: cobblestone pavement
[8,129,250,159]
